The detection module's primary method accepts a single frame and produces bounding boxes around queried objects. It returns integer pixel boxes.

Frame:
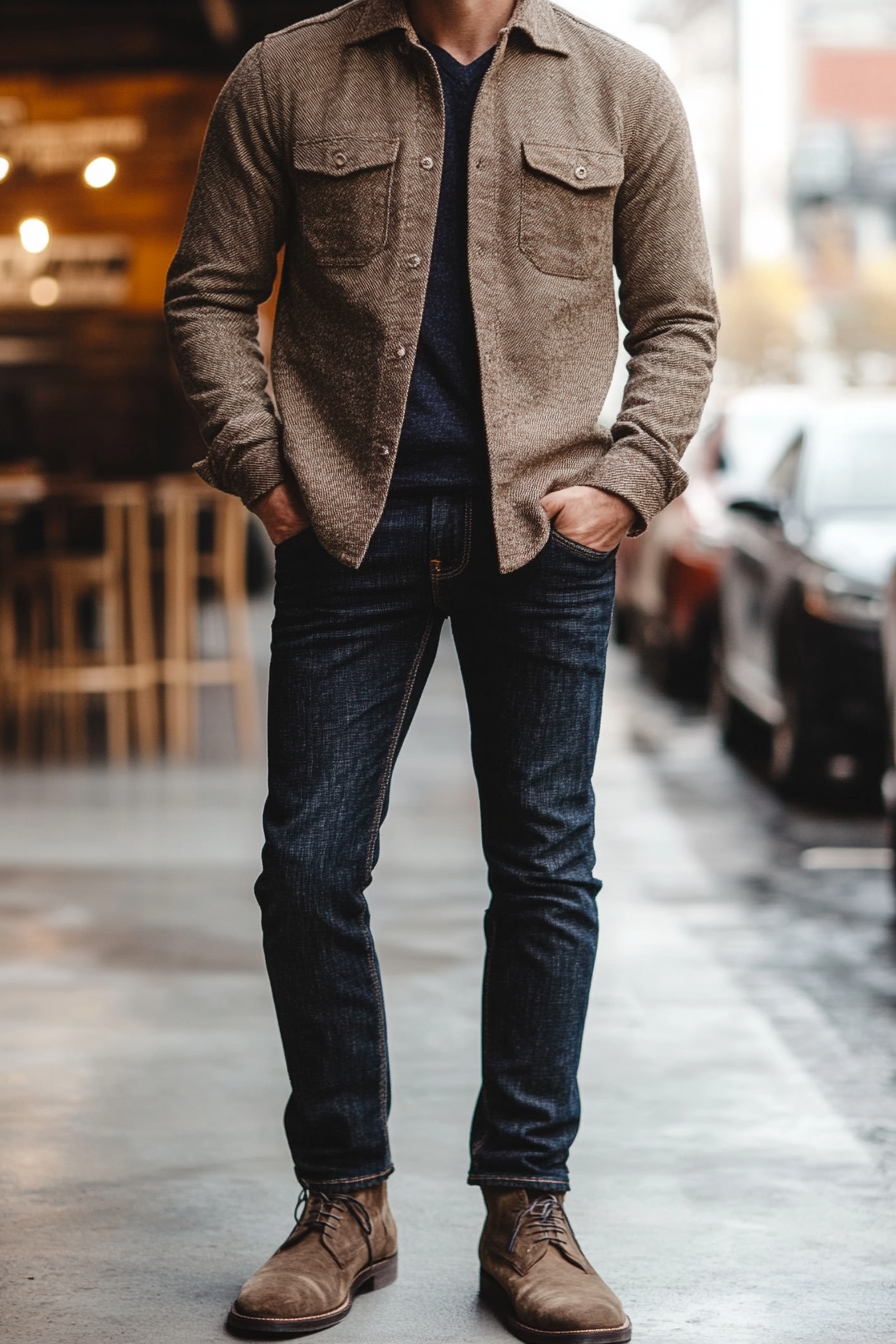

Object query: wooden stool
[0,466,46,757]
[153,475,259,760]
[1,480,158,762]
[0,535,49,760]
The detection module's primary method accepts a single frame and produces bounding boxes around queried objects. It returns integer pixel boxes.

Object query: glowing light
[84,155,117,188]
[30,276,59,307]
[0,156,10,182]
[19,218,50,254]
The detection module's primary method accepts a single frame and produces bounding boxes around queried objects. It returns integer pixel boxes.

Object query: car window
[718,407,809,496]
[768,433,804,499]
[801,423,896,515]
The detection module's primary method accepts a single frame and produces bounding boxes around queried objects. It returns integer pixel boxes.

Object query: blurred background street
[2,0,896,1340]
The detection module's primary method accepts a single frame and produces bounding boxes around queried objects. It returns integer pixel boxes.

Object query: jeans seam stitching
[361,913,392,1166]
[436,493,474,581]
[470,906,495,1166]
[362,611,438,1142]
[297,1165,394,1189]
[552,531,614,561]
[468,1175,570,1185]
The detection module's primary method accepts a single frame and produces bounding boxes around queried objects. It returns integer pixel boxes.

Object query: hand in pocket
[252,482,312,546]
[540,485,635,551]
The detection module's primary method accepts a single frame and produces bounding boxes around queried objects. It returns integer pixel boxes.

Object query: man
[165,0,717,1338]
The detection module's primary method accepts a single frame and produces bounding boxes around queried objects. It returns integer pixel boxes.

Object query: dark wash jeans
[255,491,616,1194]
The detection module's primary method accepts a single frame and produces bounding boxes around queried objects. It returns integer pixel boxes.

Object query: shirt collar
[348,0,570,57]
[507,0,571,56]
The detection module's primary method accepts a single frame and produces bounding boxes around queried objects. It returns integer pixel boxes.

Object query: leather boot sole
[480,1269,633,1344]
[226,1254,398,1337]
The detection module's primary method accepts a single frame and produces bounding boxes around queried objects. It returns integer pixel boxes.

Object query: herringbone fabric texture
[165,0,719,573]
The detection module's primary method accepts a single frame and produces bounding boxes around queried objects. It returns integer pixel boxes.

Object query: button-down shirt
[165,0,719,573]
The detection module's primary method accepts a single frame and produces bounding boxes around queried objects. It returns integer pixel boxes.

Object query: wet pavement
[1,613,894,1343]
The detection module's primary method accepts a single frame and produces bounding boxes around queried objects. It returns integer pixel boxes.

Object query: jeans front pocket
[274,525,315,557]
[550,529,617,562]
[519,142,623,280]
[294,137,400,267]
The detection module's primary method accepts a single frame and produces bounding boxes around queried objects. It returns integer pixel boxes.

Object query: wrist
[251,481,310,544]
[586,486,636,525]
[251,482,289,513]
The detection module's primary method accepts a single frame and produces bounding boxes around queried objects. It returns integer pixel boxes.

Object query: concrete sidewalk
[0,631,892,1342]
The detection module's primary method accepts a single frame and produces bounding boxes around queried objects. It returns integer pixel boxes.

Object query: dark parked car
[716,394,896,798]
[882,566,896,870]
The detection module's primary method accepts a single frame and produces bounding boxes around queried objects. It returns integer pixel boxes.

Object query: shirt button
[406,254,422,269]
[379,445,391,456]
[420,156,434,170]
[396,345,407,358]
[575,165,587,180]
[334,152,347,167]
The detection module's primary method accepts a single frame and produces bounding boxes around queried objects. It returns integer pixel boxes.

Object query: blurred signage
[0,116,146,175]
[807,49,896,121]
[0,237,131,307]
[0,337,59,364]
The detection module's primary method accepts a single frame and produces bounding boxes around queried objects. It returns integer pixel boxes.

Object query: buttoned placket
[368,32,445,472]
[466,25,513,484]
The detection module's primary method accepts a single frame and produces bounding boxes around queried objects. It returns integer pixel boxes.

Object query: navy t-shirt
[389,41,494,493]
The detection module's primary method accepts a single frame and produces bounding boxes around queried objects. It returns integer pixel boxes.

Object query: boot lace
[293,1186,373,1241]
[508,1195,569,1254]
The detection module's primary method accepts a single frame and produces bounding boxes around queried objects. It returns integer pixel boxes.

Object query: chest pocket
[519,142,624,280]
[293,137,400,267]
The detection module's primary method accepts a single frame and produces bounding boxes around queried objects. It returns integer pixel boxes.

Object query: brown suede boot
[479,1189,631,1344]
[227,1184,397,1336]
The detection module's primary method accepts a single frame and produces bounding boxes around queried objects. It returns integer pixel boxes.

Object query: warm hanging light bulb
[19,218,50,253]
[84,156,117,188]
[30,276,59,307]
[0,156,11,182]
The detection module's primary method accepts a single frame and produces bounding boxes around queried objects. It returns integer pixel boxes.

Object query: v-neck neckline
[422,40,496,85]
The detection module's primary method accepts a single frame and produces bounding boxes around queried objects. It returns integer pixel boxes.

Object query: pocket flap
[522,142,624,191]
[293,137,400,177]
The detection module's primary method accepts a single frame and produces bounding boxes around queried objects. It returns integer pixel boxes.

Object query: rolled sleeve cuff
[193,442,288,510]
[585,443,689,537]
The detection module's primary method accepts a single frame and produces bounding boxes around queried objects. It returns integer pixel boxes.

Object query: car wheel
[719,688,761,756]
[613,605,633,647]
[710,661,765,759]
[664,605,718,704]
[768,689,822,796]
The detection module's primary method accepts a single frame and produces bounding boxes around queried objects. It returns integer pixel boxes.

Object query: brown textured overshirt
[165,0,719,572]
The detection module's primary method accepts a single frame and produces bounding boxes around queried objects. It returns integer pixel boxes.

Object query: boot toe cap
[234,1270,336,1322]
[514,1278,628,1333]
